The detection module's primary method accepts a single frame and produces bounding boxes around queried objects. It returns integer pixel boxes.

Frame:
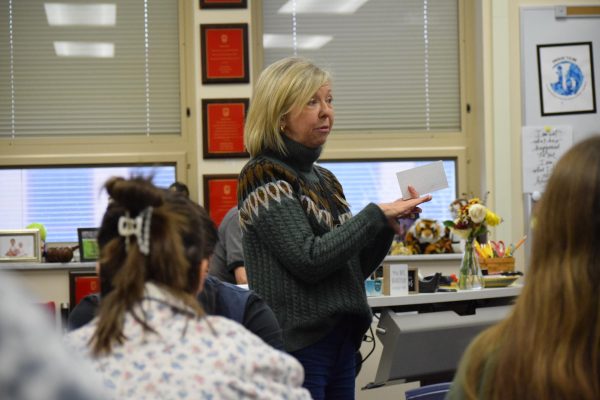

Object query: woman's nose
[319,101,333,117]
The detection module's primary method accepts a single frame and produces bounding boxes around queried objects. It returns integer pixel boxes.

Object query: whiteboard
[520,7,600,143]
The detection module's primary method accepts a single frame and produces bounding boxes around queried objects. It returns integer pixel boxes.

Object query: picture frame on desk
[537,42,597,116]
[408,267,419,293]
[203,174,239,226]
[69,270,99,311]
[199,0,247,9]
[77,227,100,262]
[0,229,41,263]
[202,98,249,159]
[200,24,249,84]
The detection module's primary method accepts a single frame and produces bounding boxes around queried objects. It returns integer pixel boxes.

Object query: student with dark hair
[68,184,283,350]
[65,177,309,398]
[168,181,190,197]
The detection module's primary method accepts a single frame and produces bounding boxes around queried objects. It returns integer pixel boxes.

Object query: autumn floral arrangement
[444,197,502,290]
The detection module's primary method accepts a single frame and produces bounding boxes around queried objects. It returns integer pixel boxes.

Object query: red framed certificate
[200,0,247,9]
[202,98,249,158]
[203,174,239,226]
[201,24,249,84]
[69,271,99,311]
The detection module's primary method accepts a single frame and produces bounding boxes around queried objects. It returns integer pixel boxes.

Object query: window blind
[318,159,457,221]
[262,0,460,132]
[0,0,180,138]
[0,166,176,243]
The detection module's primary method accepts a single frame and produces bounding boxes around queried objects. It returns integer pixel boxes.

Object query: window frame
[250,0,476,199]
[0,162,179,243]
[0,0,198,197]
[318,156,459,220]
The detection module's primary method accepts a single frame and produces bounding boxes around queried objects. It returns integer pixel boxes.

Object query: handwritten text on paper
[521,126,573,193]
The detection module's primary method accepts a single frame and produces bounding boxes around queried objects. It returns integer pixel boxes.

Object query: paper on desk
[396,160,448,199]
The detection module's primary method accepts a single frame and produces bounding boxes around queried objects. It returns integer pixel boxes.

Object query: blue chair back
[405,382,451,400]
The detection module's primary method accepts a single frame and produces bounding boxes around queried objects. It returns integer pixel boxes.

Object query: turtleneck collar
[278,134,323,173]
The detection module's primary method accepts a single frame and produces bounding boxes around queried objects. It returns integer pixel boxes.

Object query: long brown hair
[90,177,217,356]
[457,136,600,399]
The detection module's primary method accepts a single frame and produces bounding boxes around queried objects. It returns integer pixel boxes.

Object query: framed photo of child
[0,229,41,263]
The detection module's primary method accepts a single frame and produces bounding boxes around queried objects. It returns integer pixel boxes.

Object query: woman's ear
[280,115,288,133]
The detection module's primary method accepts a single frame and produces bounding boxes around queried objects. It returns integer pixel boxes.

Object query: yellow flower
[485,210,502,226]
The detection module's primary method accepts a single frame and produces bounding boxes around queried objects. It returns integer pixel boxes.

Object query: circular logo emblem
[548,60,585,98]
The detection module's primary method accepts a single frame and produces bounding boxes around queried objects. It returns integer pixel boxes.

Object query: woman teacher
[238,56,431,399]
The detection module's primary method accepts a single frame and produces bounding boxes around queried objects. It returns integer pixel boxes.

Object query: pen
[513,235,527,252]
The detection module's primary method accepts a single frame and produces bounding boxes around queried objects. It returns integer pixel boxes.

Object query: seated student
[65,177,310,399]
[168,181,190,197]
[448,136,600,400]
[0,271,106,400]
[168,182,247,285]
[208,206,247,284]
[68,275,284,350]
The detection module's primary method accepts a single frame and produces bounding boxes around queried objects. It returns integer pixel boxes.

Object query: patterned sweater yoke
[238,159,352,233]
[237,136,395,352]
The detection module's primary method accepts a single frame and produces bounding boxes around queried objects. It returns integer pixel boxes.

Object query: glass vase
[459,239,483,290]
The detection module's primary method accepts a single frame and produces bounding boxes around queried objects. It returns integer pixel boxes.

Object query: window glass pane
[0,165,176,243]
[319,159,456,222]
[262,0,460,132]
[0,0,180,137]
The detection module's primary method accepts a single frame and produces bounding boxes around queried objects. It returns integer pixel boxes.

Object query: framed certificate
[69,270,99,311]
[202,98,249,158]
[203,174,239,226]
[201,24,249,84]
[200,0,247,9]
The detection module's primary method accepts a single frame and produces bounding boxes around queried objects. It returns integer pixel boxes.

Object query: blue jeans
[291,320,357,400]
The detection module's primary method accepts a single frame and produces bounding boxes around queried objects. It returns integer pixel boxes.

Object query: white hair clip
[117,207,153,255]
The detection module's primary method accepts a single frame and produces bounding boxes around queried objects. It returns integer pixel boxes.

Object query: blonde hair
[457,135,600,399]
[244,57,331,157]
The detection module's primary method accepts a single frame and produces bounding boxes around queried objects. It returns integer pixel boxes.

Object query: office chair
[404,382,451,400]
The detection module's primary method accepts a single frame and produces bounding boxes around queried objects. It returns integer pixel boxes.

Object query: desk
[1,261,95,271]
[1,262,96,320]
[368,286,521,314]
[367,286,521,386]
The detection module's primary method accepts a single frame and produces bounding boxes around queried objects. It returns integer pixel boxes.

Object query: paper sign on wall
[521,126,573,193]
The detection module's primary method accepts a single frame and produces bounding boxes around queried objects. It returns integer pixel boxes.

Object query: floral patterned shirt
[65,283,311,399]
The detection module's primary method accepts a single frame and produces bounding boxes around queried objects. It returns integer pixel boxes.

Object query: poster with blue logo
[537,42,596,116]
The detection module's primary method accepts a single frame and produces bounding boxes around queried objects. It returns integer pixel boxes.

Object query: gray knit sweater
[238,136,395,352]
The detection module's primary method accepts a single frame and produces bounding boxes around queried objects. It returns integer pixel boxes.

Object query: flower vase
[459,239,483,290]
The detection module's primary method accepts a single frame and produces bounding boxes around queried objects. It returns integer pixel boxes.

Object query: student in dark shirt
[68,276,283,350]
